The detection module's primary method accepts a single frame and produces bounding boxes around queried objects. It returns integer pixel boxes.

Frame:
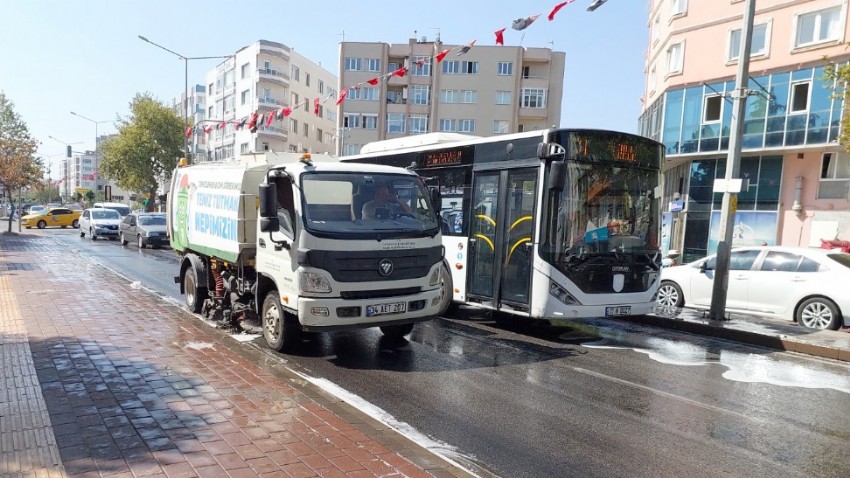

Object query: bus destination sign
[422,149,465,168]
[567,131,660,168]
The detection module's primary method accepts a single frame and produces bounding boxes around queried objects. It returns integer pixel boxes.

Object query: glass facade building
[639,65,843,262]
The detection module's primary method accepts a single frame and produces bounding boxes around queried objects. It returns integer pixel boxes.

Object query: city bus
[342,128,664,321]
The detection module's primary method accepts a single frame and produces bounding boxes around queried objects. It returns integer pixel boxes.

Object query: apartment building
[200,40,338,162]
[638,0,850,263]
[338,38,565,156]
[172,84,208,160]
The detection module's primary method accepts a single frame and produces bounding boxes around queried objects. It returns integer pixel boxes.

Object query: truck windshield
[301,172,439,238]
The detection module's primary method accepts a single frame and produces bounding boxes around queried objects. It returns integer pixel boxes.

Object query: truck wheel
[437,262,458,316]
[380,323,414,338]
[262,292,300,352]
[184,267,208,313]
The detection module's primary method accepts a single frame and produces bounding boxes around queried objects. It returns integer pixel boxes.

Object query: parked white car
[657,246,850,330]
[79,208,122,241]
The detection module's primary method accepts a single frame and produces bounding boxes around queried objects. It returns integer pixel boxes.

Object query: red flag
[248,112,258,133]
[494,28,506,46]
[266,112,274,126]
[367,77,379,86]
[185,126,192,138]
[336,88,348,106]
[548,1,571,21]
[203,125,213,134]
[282,106,293,117]
[435,48,451,63]
[313,97,320,115]
[512,14,540,31]
[391,67,407,78]
[218,121,226,130]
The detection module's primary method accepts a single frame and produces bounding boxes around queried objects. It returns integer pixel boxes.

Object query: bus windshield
[540,160,661,293]
[301,172,440,238]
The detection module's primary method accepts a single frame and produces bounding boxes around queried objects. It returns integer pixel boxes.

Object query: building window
[303,123,309,137]
[795,6,842,48]
[461,90,478,104]
[411,85,430,105]
[818,152,850,199]
[291,66,299,82]
[653,15,660,45]
[343,113,361,128]
[305,73,310,87]
[261,142,269,151]
[208,83,214,96]
[463,61,478,74]
[363,114,378,130]
[362,87,380,101]
[318,80,324,94]
[496,91,512,105]
[345,88,361,101]
[703,95,722,122]
[790,82,810,112]
[411,56,431,76]
[671,0,687,17]
[240,142,249,154]
[366,58,381,72]
[290,119,298,134]
[343,144,362,156]
[649,64,657,94]
[241,63,250,79]
[344,57,361,71]
[241,90,249,106]
[520,88,546,108]
[666,41,684,75]
[441,89,459,103]
[458,119,475,133]
[728,22,769,61]
[497,61,513,75]
[493,120,510,134]
[387,113,406,133]
[408,115,428,134]
[522,66,530,79]
[292,93,299,106]
[316,128,323,141]
[442,61,459,74]
[439,119,457,132]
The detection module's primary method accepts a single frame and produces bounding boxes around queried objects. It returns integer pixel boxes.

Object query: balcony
[258,96,286,107]
[258,68,288,86]
[257,125,288,140]
[518,107,549,119]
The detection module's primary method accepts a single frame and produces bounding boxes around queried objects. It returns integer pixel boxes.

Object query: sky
[0,0,650,180]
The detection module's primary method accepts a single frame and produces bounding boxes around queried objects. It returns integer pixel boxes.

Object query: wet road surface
[47,228,850,477]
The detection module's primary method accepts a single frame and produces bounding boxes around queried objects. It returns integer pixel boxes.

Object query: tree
[0,92,42,232]
[99,93,183,212]
[824,62,850,151]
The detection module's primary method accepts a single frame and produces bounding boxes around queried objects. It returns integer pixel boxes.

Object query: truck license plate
[605,306,631,317]
[367,302,407,317]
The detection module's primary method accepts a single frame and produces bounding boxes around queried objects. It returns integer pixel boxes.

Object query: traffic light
[66,145,72,157]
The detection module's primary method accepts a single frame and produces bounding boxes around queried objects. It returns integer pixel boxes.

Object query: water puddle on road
[578,322,850,395]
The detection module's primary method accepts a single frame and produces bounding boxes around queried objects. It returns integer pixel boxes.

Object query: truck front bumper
[297,287,443,331]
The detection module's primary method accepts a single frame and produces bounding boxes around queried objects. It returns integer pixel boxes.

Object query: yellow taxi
[21,207,82,229]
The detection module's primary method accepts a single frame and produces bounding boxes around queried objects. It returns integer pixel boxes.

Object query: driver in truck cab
[361,182,412,220]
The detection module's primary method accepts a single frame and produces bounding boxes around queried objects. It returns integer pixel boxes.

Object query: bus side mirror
[430,187,442,216]
[537,142,566,160]
[547,161,566,191]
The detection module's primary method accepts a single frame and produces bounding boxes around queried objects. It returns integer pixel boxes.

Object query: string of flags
[188,0,587,139]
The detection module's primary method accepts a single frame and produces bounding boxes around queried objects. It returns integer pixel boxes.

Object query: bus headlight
[549,281,580,305]
[429,266,441,286]
[300,272,332,293]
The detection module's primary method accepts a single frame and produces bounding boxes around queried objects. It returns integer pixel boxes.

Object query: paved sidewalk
[0,231,472,478]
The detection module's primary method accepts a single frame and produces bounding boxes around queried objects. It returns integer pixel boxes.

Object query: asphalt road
[43,226,850,478]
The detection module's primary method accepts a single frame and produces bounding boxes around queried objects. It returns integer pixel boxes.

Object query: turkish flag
[367,77,379,86]
[336,88,348,106]
[313,97,320,115]
[391,67,407,78]
[435,49,451,63]
[185,126,192,138]
[266,112,274,126]
[494,28,506,46]
[548,1,572,21]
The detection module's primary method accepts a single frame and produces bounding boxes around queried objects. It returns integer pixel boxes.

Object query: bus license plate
[605,306,631,317]
[367,302,406,317]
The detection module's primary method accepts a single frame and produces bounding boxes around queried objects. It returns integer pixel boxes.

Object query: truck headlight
[300,271,332,293]
[429,266,441,286]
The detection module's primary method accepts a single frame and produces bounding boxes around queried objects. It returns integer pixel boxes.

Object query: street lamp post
[137,35,232,162]
[70,112,110,197]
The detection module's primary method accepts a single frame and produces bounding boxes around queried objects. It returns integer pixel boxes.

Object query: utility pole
[709,0,756,321]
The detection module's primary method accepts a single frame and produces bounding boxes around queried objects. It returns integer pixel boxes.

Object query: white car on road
[79,208,122,241]
[657,246,850,330]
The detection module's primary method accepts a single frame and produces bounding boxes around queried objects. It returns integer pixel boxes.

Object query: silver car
[657,246,850,330]
[79,208,122,240]
[119,212,168,249]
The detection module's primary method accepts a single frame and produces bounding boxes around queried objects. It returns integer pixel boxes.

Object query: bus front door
[467,168,537,312]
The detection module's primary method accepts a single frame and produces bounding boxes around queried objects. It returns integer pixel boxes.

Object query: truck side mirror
[259,183,277,218]
[260,216,280,233]
[547,161,566,191]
